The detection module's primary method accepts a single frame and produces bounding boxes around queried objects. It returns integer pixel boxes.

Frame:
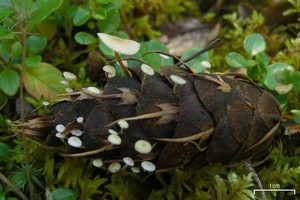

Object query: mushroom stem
[141,73,147,91]
[172,84,178,94]
[114,51,132,77]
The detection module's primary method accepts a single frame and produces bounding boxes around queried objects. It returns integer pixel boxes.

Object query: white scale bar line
[254,189,296,195]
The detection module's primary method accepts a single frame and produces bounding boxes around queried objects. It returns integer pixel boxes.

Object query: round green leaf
[0,25,14,40]
[51,188,78,200]
[0,142,9,159]
[243,33,266,56]
[225,52,247,68]
[0,68,20,96]
[263,63,295,90]
[27,35,47,56]
[74,32,96,45]
[98,3,120,33]
[181,46,209,73]
[73,7,90,26]
[24,62,65,101]
[92,7,106,20]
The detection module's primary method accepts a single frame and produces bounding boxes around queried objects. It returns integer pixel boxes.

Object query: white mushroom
[71,129,83,136]
[134,140,152,154]
[141,64,155,90]
[108,129,119,135]
[42,101,50,106]
[63,71,77,81]
[118,119,129,129]
[131,166,140,173]
[92,159,103,168]
[65,88,73,93]
[108,162,121,173]
[76,117,84,123]
[67,136,82,148]
[55,124,65,133]
[97,33,140,77]
[55,132,64,139]
[170,75,186,93]
[107,134,122,145]
[103,65,116,78]
[141,161,156,172]
[159,54,170,59]
[87,86,101,94]
[97,33,140,55]
[200,61,211,69]
[123,157,134,167]
[60,80,69,86]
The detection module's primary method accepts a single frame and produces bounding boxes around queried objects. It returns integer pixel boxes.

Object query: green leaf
[51,188,78,200]
[25,55,42,66]
[263,63,295,90]
[0,68,20,96]
[98,3,120,33]
[0,7,13,22]
[0,142,9,159]
[181,46,209,73]
[97,0,123,8]
[27,35,47,56]
[92,7,107,20]
[10,41,23,58]
[23,62,65,101]
[256,52,269,70]
[225,52,247,68]
[28,0,63,28]
[292,71,300,92]
[73,7,90,26]
[244,33,266,56]
[138,40,173,71]
[291,110,300,124]
[0,90,8,109]
[74,32,96,45]
[0,25,14,40]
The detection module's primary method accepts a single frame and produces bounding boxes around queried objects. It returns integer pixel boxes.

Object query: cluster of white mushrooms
[54,33,213,173]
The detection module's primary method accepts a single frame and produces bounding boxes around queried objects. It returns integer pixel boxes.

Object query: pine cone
[18,66,281,172]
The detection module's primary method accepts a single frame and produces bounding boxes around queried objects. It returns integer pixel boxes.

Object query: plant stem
[245,162,266,200]
[0,172,29,200]
[17,0,34,199]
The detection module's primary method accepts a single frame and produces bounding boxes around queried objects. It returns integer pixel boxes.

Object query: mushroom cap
[170,75,186,85]
[108,129,119,135]
[123,157,134,166]
[55,124,65,133]
[65,88,73,93]
[141,161,156,172]
[107,134,122,145]
[67,136,82,148]
[141,64,155,76]
[131,166,140,173]
[76,117,84,123]
[42,101,50,106]
[92,159,103,168]
[200,61,211,69]
[97,33,140,55]
[71,129,83,136]
[55,132,64,139]
[134,140,152,154]
[63,71,77,81]
[159,54,170,59]
[87,86,101,94]
[103,65,116,78]
[118,119,129,129]
[108,162,121,173]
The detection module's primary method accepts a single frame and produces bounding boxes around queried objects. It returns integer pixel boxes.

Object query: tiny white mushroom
[117,60,128,67]
[170,75,186,93]
[107,134,122,145]
[92,159,104,168]
[141,161,156,172]
[87,86,101,94]
[108,129,119,135]
[42,101,50,106]
[123,157,134,167]
[76,117,84,123]
[118,119,129,130]
[67,136,82,148]
[141,64,155,90]
[71,129,83,136]
[55,132,64,139]
[63,71,77,81]
[97,33,140,77]
[159,54,170,59]
[55,124,65,133]
[134,140,152,154]
[200,61,211,69]
[103,65,116,78]
[97,33,140,55]
[108,162,121,173]
[60,80,69,86]
[131,166,140,173]
[65,88,73,93]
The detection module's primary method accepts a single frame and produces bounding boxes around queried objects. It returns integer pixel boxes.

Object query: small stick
[0,172,29,200]
[245,162,266,200]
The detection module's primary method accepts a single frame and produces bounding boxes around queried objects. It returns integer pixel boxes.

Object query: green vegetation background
[0,0,300,199]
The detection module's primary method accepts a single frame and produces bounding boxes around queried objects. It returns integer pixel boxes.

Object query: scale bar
[254,189,296,195]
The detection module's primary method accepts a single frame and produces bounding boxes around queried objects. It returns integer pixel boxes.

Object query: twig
[245,162,266,200]
[0,172,29,200]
